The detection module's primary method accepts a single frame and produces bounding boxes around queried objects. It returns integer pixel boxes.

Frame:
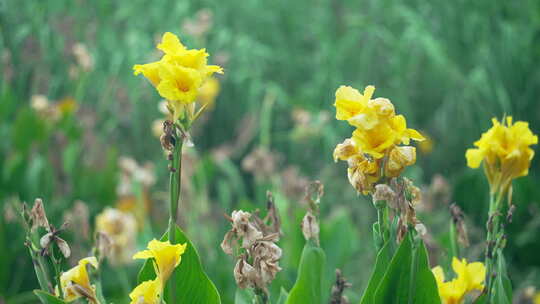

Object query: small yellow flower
[59,257,99,302]
[466,116,537,193]
[432,257,485,304]
[133,239,187,282]
[129,279,162,304]
[134,32,223,120]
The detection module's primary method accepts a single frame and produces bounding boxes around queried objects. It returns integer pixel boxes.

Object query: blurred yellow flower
[466,116,537,193]
[95,208,137,265]
[418,133,434,154]
[133,239,187,282]
[58,257,99,302]
[134,32,223,120]
[198,76,220,109]
[534,291,540,304]
[129,279,162,304]
[432,257,485,304]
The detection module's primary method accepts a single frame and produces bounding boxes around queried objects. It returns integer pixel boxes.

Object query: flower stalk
[167,128,184,304]
[484,190,504,298]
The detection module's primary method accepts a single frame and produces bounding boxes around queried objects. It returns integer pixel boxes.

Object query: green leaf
[137,225,221,304]
[413,242,441,304]
[360,242,392,304]
[492,254,512,304]
[372,236,441,304]
[234,288,255,304]
[33,290,67,304]
[285,240,326,304]
[277,287,289,304]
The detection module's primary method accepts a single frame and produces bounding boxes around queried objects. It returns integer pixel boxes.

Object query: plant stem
[27,243,50,292]
[407,233,420,304]
[167,134,184,304]
[49,248,63,299]
[484,190,504,299]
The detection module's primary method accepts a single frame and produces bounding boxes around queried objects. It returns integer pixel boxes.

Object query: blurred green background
[1,0,540,303]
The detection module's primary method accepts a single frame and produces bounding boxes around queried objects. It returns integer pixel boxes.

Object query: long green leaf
[285,241,326,304]
[137,225,221,304]
[33,290,67,304]
[359,241,392,304]
[372,236,440,304]
[492,254,512,304]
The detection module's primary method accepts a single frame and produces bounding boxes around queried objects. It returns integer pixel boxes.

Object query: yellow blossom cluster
[333,85,424,194]
[466,116,537,193]
[134,32,223,120]
[129,239,187,304]
[432,257,486,304]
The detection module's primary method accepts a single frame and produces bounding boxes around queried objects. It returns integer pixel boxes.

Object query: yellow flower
[534,291,540,304]
[198,77,220,109]
[129,279,162,304]
[384,146,416,177]
[351,114,424,159]
[347,154,381,195]
[466,116,537,193]
[133,32,223,120]
[59,257,99,302]
[418,133,434,154]
[333,138,360,162]
[452,258,485,293]
[95,208,137,265]
[133,239,187,282]
[432,257,485,304]
[334,85,374,121]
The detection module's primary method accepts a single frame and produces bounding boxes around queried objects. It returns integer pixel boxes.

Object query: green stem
[27,243,50,292]
[254,288,269,304]
[484,190,504,299]
[167,134,183,304]
[49,248,63,299]
[449,221,459,258]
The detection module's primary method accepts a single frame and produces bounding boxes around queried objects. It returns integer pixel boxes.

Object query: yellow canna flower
[432,258,485,304]
[351,114,424,159]
[134,32,223,120]
[334,85,373,121]
[347,154,382,195]
[129,279,162,304]
[333,138,360,162]
[384,146,417,177]
[452,257,485,293]
[58,257,99,303]
[466,116,537,193]
[133,239,187,283]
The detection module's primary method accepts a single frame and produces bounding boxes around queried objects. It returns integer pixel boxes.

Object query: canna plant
[21,28,539,304]
[465,116,537,303]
